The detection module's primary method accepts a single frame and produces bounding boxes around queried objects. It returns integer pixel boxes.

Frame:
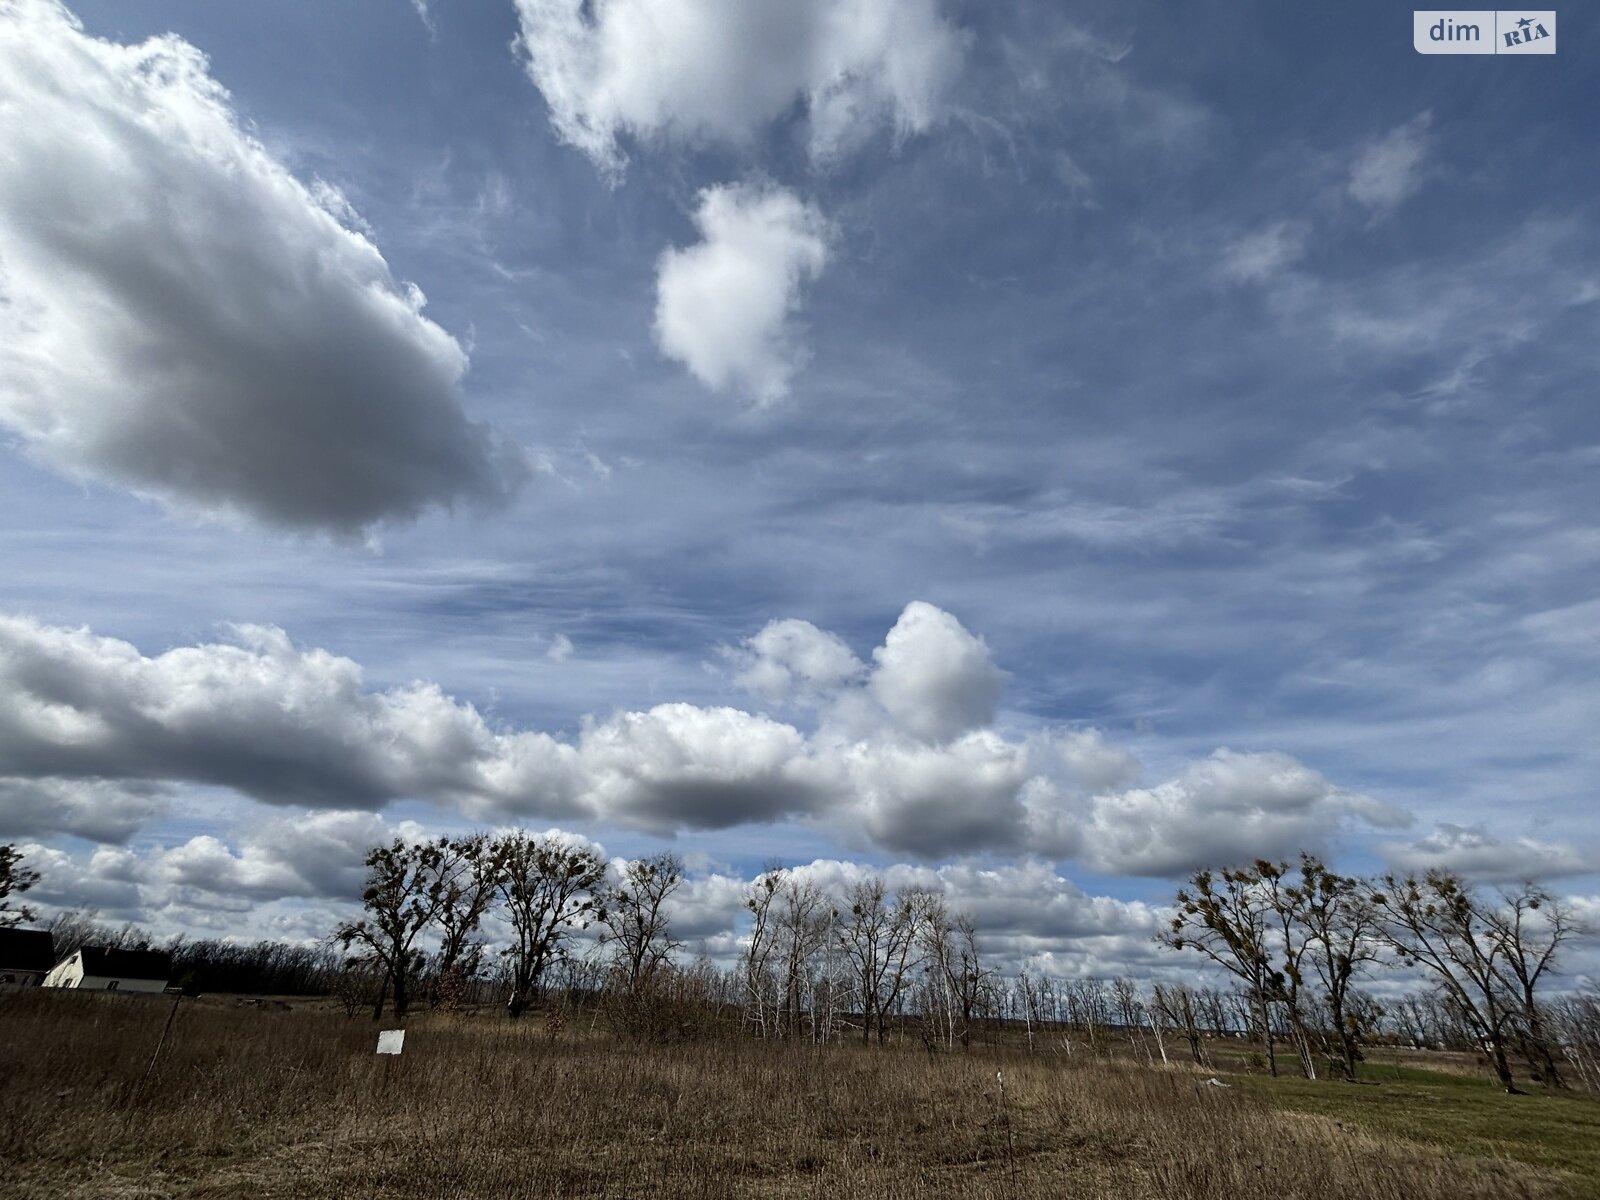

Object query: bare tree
[1159,865,1283,1076]
[1371,871,1522,1092]
[1064,978,1113,1055]
[741,864,784,1038]
[47,909,116,958]
[1256,860,1319,1079]
[1195,987,1232,1038]
[496,832,609,1017]
[919,896,963,1049]
[1292,854,1382,1081]
[943,913,994,1049]
[1484,885,1582,1088]
[601,852,684,992]
[1151,982,1206,1065]
[776,874,830,1039]
[431,834,503,1003]
[1112,977,1151,1062]
[837,877,925,1045]
[334,838,452,1020]
[1013,970,1040,1052]
[0,844,40,929]
[1549,992,1600,1093]
[810,904,848,1044]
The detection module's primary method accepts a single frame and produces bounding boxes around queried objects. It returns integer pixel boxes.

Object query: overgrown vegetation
[1159,855,1591,1091]
[2,988,1595,1200]
[15,838,1600,1101]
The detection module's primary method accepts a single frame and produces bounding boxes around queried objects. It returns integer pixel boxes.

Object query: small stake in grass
[996,1069,1018,1198]
[142,992,182,1089]
[125,990,182,1121]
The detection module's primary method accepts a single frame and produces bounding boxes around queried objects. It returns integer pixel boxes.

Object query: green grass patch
[1238,1063,1600,1198]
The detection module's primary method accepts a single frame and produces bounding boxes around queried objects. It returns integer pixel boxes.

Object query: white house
[43,946,171,993]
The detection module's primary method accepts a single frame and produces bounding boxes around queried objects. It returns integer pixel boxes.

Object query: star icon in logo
[1517,15,1534,29]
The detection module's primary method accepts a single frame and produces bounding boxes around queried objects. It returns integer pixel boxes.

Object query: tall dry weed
[0,989,1568,1199]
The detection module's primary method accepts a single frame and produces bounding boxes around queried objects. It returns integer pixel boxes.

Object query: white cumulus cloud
[0,606,1404,865]
[655,182,831,402]
[0,0,524,533]
[1081,749,1411,878]
[512,0,966,175]
[731,617,865,705]
[1382,823,1591,884]
[870,600,1007,743]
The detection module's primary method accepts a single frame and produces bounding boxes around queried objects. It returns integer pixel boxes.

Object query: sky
[1,0,1596,983]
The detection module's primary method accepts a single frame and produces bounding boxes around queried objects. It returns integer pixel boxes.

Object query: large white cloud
[0,616,510,810]
[14,812,431,936]
[0,606,1407,867]
[833,731,1030,855]
[577,703,823,832]
[0,0,523,533]
[655,183,831,402]
[870,601,1006,742]
[512,0,966,175]
[1080,749,1411,877]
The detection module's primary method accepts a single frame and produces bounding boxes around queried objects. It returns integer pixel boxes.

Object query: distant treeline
[18,840,1600,1097]
[46,909,344,996]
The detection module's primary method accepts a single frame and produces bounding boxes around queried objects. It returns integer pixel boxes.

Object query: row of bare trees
[1158,854,1585,1091]
[740,867,996,1048]
[12,837,1596,1090]
[325,839,1597,1089]
[946,971,1600,1095]
[331,833,684,1020]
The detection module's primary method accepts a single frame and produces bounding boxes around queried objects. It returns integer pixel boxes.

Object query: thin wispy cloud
[1348,110,1434,216]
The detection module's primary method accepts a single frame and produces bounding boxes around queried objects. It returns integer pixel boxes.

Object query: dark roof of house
[0,927,56,972]
[77,946,171,981]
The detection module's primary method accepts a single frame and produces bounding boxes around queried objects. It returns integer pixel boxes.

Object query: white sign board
[376,1029,405,1055]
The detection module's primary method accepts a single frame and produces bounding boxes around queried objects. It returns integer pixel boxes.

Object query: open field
[2,990,1596,1200]
[1240,1067,1600,1193]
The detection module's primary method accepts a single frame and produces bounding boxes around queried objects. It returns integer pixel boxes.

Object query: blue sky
[1,0,1595,975]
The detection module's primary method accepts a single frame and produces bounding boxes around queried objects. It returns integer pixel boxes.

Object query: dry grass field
[2,989,1596,1200]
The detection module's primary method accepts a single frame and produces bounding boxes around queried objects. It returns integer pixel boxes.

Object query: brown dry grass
[0,989,1578,1199]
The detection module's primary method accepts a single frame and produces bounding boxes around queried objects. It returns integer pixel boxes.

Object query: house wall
[0,969,47,987]
[43,957,83,988]
[43,955,168,992]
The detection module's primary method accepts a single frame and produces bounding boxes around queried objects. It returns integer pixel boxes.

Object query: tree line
[5,838,1597,1092]
[1158,853,1586,1091]
[327,834,1597,1094]
[326,832,1001,1048]
[330,832,665,1021]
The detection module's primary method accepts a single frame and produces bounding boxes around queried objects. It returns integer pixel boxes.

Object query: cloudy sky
[2,0,1596,980]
